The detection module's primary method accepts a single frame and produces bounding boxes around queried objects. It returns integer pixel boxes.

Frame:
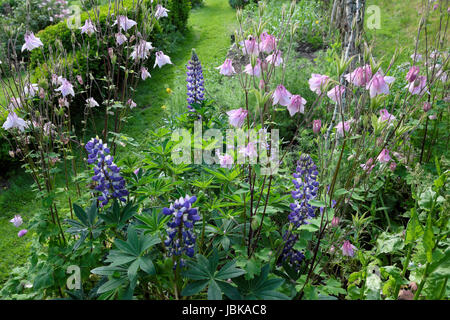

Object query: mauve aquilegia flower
[287,94,307,117]
[130,40,154,61]
[141,67,151,80]
[313,119,321,134]
[18,229,28,238]
[85,137,128,207]
[86,97,99,108]
[80,19,97,36]
[309,74,329,95]
[331,216,340,227]
[227,108,248,128]
[272,84,292,106]
[162,195,201,268]
[377,149,391,163]
[366,73,395,98]
[378,108,395,123]
[218,153,233,169]
[55,78,75,97]
[335,120,351,138]
[2,111,28,132]
[155,4,170,19]
[327,85,345,103]
[243,59,262,77]
[360,157,375,173]
[260,32,277,53]
[115,33,127,45]
[341,240,357,257]
[24,83,38,97]
[21,32,43,52]
[113,15,137,32]
[216,58,236,76]
[239,141,257,160]
[242,37,260,56]
[406,66,420,83]
[266,50,283,67]
[10,215,23,227]
[154,51,172,68]
[407,76,428,95]
[344,65,372,87]
[186,50,205,111]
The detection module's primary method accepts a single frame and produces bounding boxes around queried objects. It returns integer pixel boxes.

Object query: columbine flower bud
[313,119,321,134]
[423,102,431,112]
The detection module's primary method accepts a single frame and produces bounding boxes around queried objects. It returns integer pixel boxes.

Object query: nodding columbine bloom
[344,65,372,87]
[377,149,391,163]
[260,32,277,53]
[186,50,205,111]
[21,32,43,52]
[141,67,151,80]
[327,85,346,103]
[239,141,257,160]
[331,216,340,227]
[289,154,319,228]
[80,19,97,36]
[226,108,248,128]
[366,73,395,98]
[155,4,170,19]
[86,97,99,108]
[10,215,23,227]
[162,195,201,268]
[113,15,137,32]
[287,94,307,117]
[18,229,28,238]
[115,33,127,45]
[335,120,351,138]
[2,111,27,132]
[85,137,128,207]
[407,75,427,95]
[360,157,375,173]
[308,73,330,95]
[55,78,75,98]
[242,37,260,56]
[390,161,397,172]
[218,153,233,169]
[24,83,38,97]
[130,40,154,61]
[406,66,420,83]
[272,84,292,106]
[216,58,236,76]
[313,119,321,134]
[341,240,357,257]
[154,51,172,68]
[127,99,137,109]
[378,109,396,123]
[266,50,283,66]
[243,59,262,77]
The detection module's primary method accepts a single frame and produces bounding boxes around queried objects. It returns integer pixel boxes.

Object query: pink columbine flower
[360,158,375,173]
[407,76,427,95]
[218,153,234,169]
[18,229,28,238]
[377,149,391,163]
[115,33,127,45]
[113,15,137,32]
[2,111,28,132]
[331,216,340,227]
[226,108,248,128]
[344,65,372,87]
[127,99,137,109]
[423,102,431,112]
[406,66,420,83]
[390,162,397,172]
[80,19,97,36]
[131,40,154,61]
[141,67,151,80]
[24,83,38,97]
[272,84,292,106]
[366,73,395,98]
[10,215,23,227]
[287,94,306,116]
[378,109,396,123]
[239,142,257,159]
[411,53,422,62]
[134,168,140,176]
[21,32,43,52]
[260,32,277,53]
[313,119,321,134]
[335,120,351,138]
[308,74,329,95]
[154,51,172,68]
[76,75,83,85]
[242,37,260,56]
[86,97,99,108]
[429,114,437,120]
[155,4,170,19]
[55,78,75,97]
[266,50,283,67]
[243,59,262,77]
[327,85,346,103]
[341,240,357,257]
[216,59,236,76]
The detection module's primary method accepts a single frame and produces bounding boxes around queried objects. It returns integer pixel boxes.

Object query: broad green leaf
[207,280,222,300]
[181,280,209,296]
[423,213,435,263]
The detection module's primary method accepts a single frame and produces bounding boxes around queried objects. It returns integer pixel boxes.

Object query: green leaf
[405,208,423,244]
[181,280,209,296]
[207,280,222,300]
[139,256,156,275]
[423,213,435,263]
[215,261,246,280]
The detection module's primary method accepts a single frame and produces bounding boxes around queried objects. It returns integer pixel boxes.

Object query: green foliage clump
[167,0,191,32]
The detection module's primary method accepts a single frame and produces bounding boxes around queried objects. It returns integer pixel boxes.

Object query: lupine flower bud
[186,49,205,112]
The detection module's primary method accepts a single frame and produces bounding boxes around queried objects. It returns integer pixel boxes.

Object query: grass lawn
[0,0,237,285]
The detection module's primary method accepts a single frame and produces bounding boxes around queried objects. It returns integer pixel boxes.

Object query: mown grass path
[0,0,237,285]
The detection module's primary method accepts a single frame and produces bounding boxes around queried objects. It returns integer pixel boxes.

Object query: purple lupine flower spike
[162,195,201,268]
[186,49,205,112]
[85,137,128,207]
